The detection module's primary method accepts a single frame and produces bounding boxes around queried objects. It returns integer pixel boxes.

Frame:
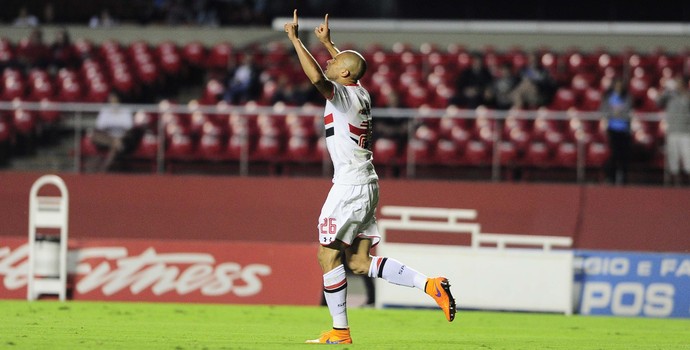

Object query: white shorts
[318,182,381,247]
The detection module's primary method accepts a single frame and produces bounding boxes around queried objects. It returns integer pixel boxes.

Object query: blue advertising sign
[575,250,690,318]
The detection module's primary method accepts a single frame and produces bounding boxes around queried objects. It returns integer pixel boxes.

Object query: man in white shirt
[89,93,135,172]
[285,10,456,345]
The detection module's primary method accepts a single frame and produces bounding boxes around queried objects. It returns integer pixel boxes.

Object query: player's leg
[306,242,353,344]
[346,236,457,322]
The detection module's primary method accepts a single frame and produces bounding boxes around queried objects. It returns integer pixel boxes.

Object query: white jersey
[323,82,378,185]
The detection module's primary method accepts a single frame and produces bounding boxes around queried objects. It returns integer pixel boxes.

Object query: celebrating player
[284,10,456,345]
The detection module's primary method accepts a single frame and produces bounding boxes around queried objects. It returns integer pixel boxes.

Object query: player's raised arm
[315,14,339,58]
[285,9,333,98]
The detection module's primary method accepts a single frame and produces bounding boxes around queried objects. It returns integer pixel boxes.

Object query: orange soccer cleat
[425,277,457,322]
[305,328,353,344]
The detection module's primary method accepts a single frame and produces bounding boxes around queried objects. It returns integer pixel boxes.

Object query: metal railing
[0,100,668,184]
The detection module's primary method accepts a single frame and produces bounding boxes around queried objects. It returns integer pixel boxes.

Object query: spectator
[657,74,690,186]
[42,3,55,25]
[88,93,141,172]
[487,62,518,110]
[224,53,261,104]
[49,28,78,70]
[16,28,49,69]
[166,0,193,25]
[89,8,118,28]
[13,6,40,27]
[451,53,493,108]
[600,77,633,185]
[373,85,408,146]
[510,51,556,109]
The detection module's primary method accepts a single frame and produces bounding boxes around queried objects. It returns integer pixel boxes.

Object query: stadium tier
[0,36,683,182]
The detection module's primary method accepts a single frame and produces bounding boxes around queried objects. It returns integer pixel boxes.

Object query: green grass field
[0,300,688,349]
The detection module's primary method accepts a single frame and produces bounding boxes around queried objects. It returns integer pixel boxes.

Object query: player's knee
[347,256,370,275]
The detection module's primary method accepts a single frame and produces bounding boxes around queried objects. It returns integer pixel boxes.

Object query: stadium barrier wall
[1,172,689,312]
[375,206,574,314]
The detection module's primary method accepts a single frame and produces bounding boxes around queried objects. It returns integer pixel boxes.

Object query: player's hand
[314,14,331,43]
[284,9,299,42]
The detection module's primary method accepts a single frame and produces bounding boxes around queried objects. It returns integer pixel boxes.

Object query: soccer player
[284,10,456,344]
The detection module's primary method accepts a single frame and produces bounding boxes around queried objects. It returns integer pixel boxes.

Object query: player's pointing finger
[293,9,298,23]
[324,14,329,26]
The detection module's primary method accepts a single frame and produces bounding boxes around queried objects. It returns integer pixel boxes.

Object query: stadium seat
[578,88,602,111]
[201,79,225,105]
[284,135,316,161]
[498,141,518,164]
[197,133,225,159]
[85,79,110,103]
[37,98,60,124]
[463,140,490,165]
[523,142,551,166]
[131,130,159,160]
[166,132,194,159]
[27,74,54,101]
[182,41,207,67]
[1,74,25,101]
[12,109,35,135]
[373,137,400,164]
[57,76,82,102]
[208,42,233,69]
[434,138,459,163]
[586,142,609,167]
[549,88,576,111]
[0,116,12,143]
[554,142,577,167]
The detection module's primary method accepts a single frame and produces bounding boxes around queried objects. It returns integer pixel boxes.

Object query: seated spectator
[224,53,261,104]
[13,6,40,27]
[373,87,408,146]
[16,28,49,69]
[510,52,556,109]
[450,53,493,108]
[49,28,78,69]
[88,93,142,172]
[89,8,118,28]
[487,62,518,110]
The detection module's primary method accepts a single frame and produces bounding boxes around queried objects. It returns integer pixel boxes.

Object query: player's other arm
[285,10,333,99]
[315,14,339,58]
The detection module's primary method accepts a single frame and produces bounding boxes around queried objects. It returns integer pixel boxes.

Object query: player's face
[325,54,347,80]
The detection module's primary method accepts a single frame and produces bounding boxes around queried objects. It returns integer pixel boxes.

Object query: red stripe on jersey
[325,278,347,291]
[349,123,368,136]
[324,113,334,125]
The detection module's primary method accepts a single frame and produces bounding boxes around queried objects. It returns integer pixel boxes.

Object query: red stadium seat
[1,75,25,101]
[182,41,207,67]
[57,76,82,102]
[523,142,551,166]
[463,140,490,165]
[434,138,459,163]
[498,141,518,164]
[208,42,233,69]
[132,131,159,159]
[373,137,400,164]
[554,142,577,167]
[197,131,225,159]
[586,142,609,167]
[12,109,36,135]
[578,88,602,111]
[37,98,60,124]
[549,88,576,111]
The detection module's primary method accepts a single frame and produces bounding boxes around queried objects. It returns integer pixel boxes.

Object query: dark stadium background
[1,0,689,25]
